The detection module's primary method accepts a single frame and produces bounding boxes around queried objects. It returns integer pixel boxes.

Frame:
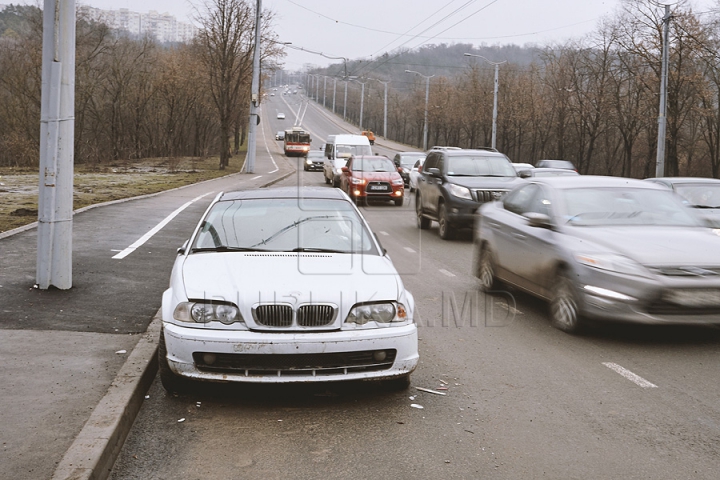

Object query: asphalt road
[109,92,720,479]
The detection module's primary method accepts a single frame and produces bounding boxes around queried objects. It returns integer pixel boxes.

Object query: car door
[492,184,538,287]
[502,184,559,297]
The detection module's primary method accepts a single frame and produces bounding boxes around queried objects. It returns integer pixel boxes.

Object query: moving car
[303,150,325,171]
[275,131,285,141]
[408,157,425,192]
[323,134,372,187]
[393,152,426,187]
[512,163,535,174]
[518,167,580,178]
[415,148,524,239]
[340,155,405,206]
[645,177,720,226]
[535,159,576,170]
[277,112,286,119]
[159,187,419,392]
[474,176,720,333]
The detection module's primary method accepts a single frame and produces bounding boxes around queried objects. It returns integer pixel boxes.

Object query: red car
[340,155,405,206]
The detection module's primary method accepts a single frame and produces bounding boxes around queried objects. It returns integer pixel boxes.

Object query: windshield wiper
[290,247,348,253]
[251,215,335,247]
[191,246,274,253]
[690,204,720,209]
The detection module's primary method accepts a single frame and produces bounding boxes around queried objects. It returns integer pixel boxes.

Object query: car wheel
[438,203,455,240]
[550,273,583,333]
[410,186,415,193]
[158,329,193,394]
[416,195,430,229]
[394,196,404,207]
[476,245,500,291]
[324,173,331,184]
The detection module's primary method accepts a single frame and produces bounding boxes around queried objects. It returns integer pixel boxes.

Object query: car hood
[567,226,720,267]
[446,175,523,190]
[180,252,401,304]
[355,172,401,181]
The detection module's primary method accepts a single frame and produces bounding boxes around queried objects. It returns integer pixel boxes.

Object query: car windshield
[562,187,702,227]
[446,155,516,177]
[191,198,379,255]
[336,144,372,159]
[534,170,579,177]
[400,155,424,167]
[306,151,324,159]
[353,158,396,172]
[673,184,720,208]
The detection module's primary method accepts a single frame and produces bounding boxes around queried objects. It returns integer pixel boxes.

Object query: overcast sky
[75,0,718,69]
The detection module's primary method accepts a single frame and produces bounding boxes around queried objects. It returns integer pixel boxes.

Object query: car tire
[438,203,455,240]
[550,273,583,334]
[416,195,430,229]
[394,197,404,207]
[158,329,193,394]
[476,245,501,291]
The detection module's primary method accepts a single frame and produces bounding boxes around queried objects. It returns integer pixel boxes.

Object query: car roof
[397,151,425,156]
[646,177,720,185]
[531,175,666,189]
[532,167,580,173]
[219,187,348,201]
[442,149,509,158]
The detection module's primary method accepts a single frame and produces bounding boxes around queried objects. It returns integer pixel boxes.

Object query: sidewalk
[0,123,295,480]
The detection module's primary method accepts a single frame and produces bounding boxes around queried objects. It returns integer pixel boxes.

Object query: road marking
[379,231,389,236]
[602,362,658,389]
[404,247,416,253]
[439,269,455,277]
[112,193,212,259]
[258,107,279,173]
[251,175,263,180]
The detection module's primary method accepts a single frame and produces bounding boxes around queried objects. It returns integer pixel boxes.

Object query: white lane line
[379,231,389,236]
[602,362,658,389]
[251,175,263,180]
[258,106,279,173]
[112,193,212,259]
[404,247,416,253]
[439,269,456,277]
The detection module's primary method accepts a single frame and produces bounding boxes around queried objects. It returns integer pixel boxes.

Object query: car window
[525,185,553,216]
[562,188,702,227]
[352,158,396,172]
[336,144,372,159]
[503,184,539,215]
[673,184,720,208]
[192,198,379,255]
[424,152,439,170]
[446,155,516,177]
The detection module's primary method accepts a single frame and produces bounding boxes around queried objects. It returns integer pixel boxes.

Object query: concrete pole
[323,76,327,107]
[245,0,262,174]
[332,78,337,113]
[492,63,499,150]
[344,80,348,120]
[374,79,391,139]
[315,75,319,102]
[37,0,75,290]
[422,76,429,151]
[655,4,671,178]
[359,82,365,130]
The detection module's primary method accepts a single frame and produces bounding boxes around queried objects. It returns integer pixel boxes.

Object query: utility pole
[372,78,391,139]
[464,53,506,150]
[37,0,76,290]
[332,77,337,113]
[406,70,434,151]
[655,4,671,178]
[323,76,327,107]
[355,79,367,130]
[245,0,262,174]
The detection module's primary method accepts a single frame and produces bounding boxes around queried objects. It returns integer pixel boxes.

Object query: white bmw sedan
[159,187,418,392]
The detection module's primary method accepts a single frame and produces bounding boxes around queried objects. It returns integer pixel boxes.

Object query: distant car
[270,93,275,96]
[408,157,425,193]
[645,177,720,226]
[512,163,535,174]
[340,155,405,206]
[277,113,286,119]
[275,131,285,141]
[535,159,576,170]
[474,176,720,333]
[518,168,580,178]
[303,150,325,172]
[393,152,425,187]
[159,187,419,393]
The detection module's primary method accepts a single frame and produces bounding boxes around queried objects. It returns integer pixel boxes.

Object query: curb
[51,312,162,480]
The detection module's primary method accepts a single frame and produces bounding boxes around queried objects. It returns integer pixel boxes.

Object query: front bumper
[163,322,419,383]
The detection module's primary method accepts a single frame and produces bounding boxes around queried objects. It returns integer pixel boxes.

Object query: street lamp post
[323,76,327,107]
[354,79,367,130]
[372,78,391,139]
[405,70,434,151]
[464,53,506,150]
[332,77,337,113]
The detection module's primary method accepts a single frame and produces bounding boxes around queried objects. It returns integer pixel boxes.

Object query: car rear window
[446,155,516,177]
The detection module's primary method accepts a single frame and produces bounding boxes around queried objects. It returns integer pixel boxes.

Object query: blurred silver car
[474,176,720,333]
[645,177,720,227]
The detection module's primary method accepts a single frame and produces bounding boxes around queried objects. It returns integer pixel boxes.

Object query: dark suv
[415,148,523,239]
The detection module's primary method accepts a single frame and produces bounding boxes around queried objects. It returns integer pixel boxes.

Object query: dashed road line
[602,362,658,389]
[404,247,416,253]
[439,269,455,277]
[379,231,389,236]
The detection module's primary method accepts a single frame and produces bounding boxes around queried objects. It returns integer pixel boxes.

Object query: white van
[323,134,372,187]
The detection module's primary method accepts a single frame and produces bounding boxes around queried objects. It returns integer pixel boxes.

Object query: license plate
[663,289,720,307]
[369,185,387,191]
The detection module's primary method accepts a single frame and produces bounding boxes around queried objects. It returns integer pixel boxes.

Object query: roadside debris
[439,379,448,385]
[178,418,185,423]
[115,350,127,354]
[416,387,446,396]
[410,404,424,409]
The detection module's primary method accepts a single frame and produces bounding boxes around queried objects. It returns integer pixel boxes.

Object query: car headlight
[345,302,408,325]
[173,301,243,325]
[306,159,312,165]
[574,253,650,277]
[448,183,472,200]
[351,177,366,185]
[392,178,404,185]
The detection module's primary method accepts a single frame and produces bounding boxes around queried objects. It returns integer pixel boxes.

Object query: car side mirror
[427,167,441,177]
[341,166,349,173]
[177,239,189,255]
[524,212,553,229]
[518,169,532,178]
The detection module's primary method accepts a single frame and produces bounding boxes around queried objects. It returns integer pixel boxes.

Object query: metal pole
[423,76,429,151]
[492,63,499,150]
[656,4,671,178]
[37,0,75,290]
[344,80,348,120]
[323,76,327,107]
[333,78,337,113]
[383,82,388,139]
[359,82,365,130]
[245,0,262,174]
[315,75,319,102]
